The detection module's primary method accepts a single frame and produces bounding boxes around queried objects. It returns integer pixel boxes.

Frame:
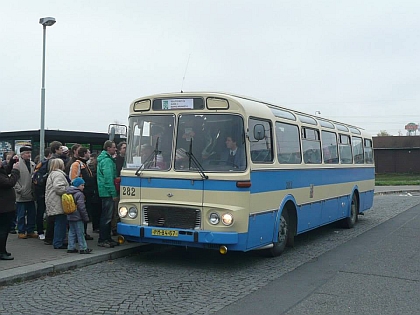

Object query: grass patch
[375,173,420,186]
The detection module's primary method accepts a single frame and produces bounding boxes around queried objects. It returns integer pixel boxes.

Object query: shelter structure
[373,136,420,174]
[0,129,116,159]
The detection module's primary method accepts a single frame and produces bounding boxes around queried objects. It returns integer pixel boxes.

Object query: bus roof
[129,92,370,137]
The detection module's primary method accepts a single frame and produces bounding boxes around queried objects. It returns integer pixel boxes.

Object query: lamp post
[39,17,56,158]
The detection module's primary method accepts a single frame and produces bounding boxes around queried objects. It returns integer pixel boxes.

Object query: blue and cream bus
[116,92,374,256]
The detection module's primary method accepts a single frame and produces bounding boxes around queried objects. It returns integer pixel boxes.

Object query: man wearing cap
[60,146,70,166]
[14,146,37,239]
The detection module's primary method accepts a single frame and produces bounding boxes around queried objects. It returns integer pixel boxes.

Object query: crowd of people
[0,140,126,260]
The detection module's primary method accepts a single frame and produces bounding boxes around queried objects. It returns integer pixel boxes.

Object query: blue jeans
[68,221,87,251]
[16,201,36,234]
[53,214,67,248]
[99,197,114,243]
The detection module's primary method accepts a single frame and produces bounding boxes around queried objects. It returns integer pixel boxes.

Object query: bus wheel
[267,210,289,257]
[342,194,358,229]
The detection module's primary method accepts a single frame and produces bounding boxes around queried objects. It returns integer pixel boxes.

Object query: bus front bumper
[117,222,240,247]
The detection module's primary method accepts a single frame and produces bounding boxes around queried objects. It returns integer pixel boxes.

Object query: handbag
[114,177,121,192]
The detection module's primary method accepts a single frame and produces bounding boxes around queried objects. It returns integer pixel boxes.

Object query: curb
[0,244,143,286]
[374,190,420,195]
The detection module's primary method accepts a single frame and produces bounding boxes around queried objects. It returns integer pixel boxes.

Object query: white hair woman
[45,158,69,249]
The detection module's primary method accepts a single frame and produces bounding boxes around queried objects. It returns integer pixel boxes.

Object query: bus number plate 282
[122,187,136,196]
[151,229,179,237]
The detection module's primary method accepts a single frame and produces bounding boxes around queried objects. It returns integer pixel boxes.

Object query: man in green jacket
[97,140,118,248]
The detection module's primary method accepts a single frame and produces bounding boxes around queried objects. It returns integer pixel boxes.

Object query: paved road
[0,192,419,314]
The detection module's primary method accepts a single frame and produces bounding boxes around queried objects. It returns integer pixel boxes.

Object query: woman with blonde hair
[45,158,70,249]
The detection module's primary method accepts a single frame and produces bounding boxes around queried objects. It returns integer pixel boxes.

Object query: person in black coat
[0,156,20,260]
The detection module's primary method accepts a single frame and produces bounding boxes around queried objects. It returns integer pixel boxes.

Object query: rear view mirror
[253,124,265,141]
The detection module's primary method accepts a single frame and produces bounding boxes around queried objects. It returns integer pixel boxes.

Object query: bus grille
[143,206,201,229]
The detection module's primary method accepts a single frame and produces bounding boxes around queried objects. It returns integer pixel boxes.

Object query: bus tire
[267,210,289,257]
[342,194,358,229]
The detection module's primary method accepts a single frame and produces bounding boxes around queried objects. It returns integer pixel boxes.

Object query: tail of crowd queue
[0,140,127,260]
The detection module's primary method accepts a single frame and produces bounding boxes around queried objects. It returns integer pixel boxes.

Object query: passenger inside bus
[175,119,205,166]
[140,144,166,169]
[303,148,321,164]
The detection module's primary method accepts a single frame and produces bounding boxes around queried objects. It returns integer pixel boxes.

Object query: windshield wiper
[185,138,208,180]
[135,138,162,176]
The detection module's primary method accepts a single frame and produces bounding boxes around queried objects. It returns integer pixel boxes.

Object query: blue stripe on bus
[120,167,374,193]
[249,167,375,193]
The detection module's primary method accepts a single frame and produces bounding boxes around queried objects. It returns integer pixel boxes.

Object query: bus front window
[175,114,246,171]
[125,115,175,170]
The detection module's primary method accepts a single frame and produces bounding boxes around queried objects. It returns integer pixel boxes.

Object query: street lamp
[39,17,56,158]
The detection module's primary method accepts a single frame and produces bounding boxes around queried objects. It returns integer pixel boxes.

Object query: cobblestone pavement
[0,193,419,315]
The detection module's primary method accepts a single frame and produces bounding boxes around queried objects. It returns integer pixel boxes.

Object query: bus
[116,92,374,256]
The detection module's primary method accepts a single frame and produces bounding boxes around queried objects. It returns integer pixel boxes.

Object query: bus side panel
[360,190,374,213]
[297,202,322,233]
[321,198,340,223]
[246,211,277,250]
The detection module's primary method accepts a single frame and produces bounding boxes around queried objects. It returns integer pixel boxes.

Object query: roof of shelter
[373,136,420,149]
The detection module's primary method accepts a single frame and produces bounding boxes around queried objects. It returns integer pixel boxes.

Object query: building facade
[373,136,420,174]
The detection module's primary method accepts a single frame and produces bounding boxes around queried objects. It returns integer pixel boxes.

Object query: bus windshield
[125,113,246,172]
[174,114,246,171]
[126,115,175,170]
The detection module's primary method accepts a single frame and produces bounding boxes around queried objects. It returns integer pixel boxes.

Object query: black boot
[0,253,14,260]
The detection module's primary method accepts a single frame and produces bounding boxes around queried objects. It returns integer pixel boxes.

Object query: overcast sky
[1,1,419,136]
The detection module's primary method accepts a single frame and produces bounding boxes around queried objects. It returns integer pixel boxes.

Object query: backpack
[32,159,50,189]
[62,193,77,214]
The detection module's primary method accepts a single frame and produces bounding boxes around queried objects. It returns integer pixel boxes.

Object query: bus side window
[321,130,339,164]
[276,122,301,164]
[352,136,364,164]
[302,127,321,164]
[249,118,273,163]
[364,138,374,164]
[339,134,353,164]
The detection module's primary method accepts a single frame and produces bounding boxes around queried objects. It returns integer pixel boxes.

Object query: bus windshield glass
[174,114,246,171]
[126,115,175,170]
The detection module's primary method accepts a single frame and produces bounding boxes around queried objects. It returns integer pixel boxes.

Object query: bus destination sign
[162,99,194,110]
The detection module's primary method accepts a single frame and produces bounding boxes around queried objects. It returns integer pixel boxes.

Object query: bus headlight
[222,213,234,226]
[128,207,138,219]
[119,206,128,218]
[209,212,220,225]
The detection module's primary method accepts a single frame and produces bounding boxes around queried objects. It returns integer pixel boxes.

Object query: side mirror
[253,124,265,141]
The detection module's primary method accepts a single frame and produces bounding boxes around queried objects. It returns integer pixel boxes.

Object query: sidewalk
[0,185,418,287]
[374,185,420,194]
[0,226,143,286]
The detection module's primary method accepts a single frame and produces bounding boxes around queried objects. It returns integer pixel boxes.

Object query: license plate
[151,229,179,237]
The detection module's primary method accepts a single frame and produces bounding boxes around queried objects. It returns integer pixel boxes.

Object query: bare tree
[377,130,391,136]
